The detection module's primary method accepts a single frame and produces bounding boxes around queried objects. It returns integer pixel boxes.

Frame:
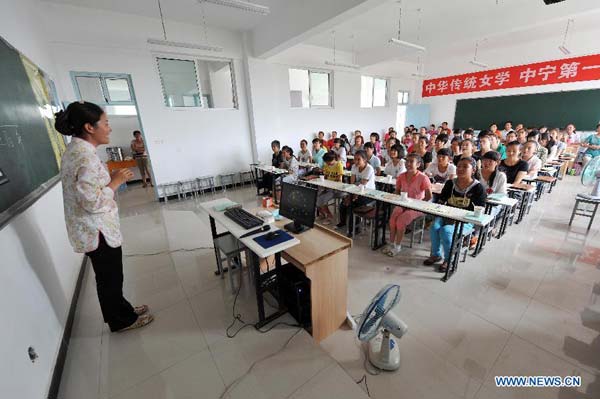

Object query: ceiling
[305,0,600,61]
[41,0,275,31]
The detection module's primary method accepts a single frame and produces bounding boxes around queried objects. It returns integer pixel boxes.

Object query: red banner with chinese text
[421,54,600,97]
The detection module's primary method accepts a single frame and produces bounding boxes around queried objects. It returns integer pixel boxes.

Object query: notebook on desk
[253,230,294,249]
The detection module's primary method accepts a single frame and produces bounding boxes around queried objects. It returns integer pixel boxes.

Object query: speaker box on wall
[544,0,566,4]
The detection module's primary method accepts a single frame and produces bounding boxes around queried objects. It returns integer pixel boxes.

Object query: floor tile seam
[413,281,519,335]
[283,361,340,399]
[510,327,600,377]
[105,350,202,399]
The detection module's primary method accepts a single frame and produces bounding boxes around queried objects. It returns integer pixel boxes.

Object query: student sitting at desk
[281,146,299,183]
[488,134,506,160]
[261,140,284,195]
[413,136,433,171]
[540,132,557,161]
[424,158,487,272]
[336,150,375,231]
[370,132,381,155]
[364,142,382,175]
[339,134,351,153]
[380,137,398,166]
[474,134,492,159]
[498,141,528,184]
[383,144,407,178]
[454,139,479,174]
[478,151,507,195]
[425,148,456,184]
[521,141,542,177]
[312,138,327,168]
[383,154,432,257]
[331,138,347,165]
[318,131,328,151]
[350,134,364,155]
[316,152,344,225]
[528,131,548,165]
[505,131,517,144]
[450,137,462,158]
[430,133,449,163]
[297,139,312,163]
[326,130,337,149]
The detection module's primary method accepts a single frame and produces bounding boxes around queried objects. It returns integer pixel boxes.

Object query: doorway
[396,90,409,132]
[70,72,156,196]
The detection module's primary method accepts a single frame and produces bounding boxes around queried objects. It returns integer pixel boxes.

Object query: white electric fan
[579,156,600,200]
[356,284,408,371]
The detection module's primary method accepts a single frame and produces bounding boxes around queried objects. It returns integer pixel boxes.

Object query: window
[361,76,388,108]
[72,72,135,105]
[398,90,410,105]
[289,68,332,108]
[156,56,237,109]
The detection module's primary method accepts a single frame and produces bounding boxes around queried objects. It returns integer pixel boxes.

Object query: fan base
[368,334,400,371]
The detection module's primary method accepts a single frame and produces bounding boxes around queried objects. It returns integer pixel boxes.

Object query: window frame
[70,71,135,106]
[398,90,410,105]
[153,53,239,111]
[361,75,389,108]
[288,67,333,109]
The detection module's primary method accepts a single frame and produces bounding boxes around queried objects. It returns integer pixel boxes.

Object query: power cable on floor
[355,374,371,397]
[219,327,303,399]
[123,247,213,257]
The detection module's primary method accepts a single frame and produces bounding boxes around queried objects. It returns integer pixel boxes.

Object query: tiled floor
[59,177,600,399]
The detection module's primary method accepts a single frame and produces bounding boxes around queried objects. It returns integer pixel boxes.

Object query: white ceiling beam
[249,0,389,59]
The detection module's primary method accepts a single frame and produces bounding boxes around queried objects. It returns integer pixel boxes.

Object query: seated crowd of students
[264,121,599,272]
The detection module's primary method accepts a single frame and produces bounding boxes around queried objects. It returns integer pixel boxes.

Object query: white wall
[417,26,600,127]
[41,2,255,185]
[248,44,418,162]
[0,1,84,398]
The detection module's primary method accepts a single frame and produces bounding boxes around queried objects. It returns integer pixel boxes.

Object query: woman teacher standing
[56,101,153,332]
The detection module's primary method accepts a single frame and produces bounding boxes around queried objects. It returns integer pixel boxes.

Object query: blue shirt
[584,134,600,158]
[312,148,326,168]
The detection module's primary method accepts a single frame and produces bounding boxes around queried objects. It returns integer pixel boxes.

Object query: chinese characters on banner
[422,54,600,98]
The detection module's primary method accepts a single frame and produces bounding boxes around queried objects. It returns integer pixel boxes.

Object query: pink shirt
[395,171,431,200]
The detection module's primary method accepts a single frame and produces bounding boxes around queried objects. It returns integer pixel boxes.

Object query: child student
[383,154,432,257]
[316,152,344,225]
[424,158,487,273]
[369,132,381,155]
[337,150,375,231]
[331,138,347,165]
[297,139,312,163]
[383,144,407,178]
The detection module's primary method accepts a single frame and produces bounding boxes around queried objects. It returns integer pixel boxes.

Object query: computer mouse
[265,231,279,241]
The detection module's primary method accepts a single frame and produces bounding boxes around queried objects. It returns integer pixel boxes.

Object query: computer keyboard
[224,207,264,230]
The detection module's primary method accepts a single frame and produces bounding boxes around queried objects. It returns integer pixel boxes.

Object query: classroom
[2,0,600,398]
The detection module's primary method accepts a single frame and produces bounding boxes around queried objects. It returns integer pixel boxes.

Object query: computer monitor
[279,182,318,234]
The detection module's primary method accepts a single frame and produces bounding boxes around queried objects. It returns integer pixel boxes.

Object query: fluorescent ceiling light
[388,38,426,52]
[411,73,427,78]
[200,0,270,15]
[469,59,489,68]
[558,45,571,55]
[147,38,223,52]
[324,61,361,69]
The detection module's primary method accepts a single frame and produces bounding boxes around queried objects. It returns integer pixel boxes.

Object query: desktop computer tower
[277,263,312,329]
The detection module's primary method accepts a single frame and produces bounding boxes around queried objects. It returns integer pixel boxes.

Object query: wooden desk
[106,159,137,174]
[200,198,351,343]
[276,221,351,342]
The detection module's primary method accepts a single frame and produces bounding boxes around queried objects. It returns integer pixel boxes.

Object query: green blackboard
[0,36,66,229]
[454,89,600,131]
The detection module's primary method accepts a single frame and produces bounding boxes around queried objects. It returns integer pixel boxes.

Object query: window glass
[373,78,387,107]
[157,58,201,107]
[361,76,374,108]
[289,68,310,108]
